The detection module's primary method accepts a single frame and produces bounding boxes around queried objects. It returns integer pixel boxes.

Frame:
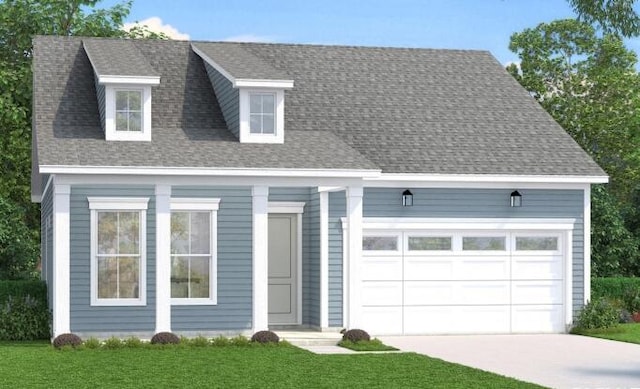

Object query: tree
[508,19,640,275]
[0,195,39,279]
[570,0,640,37]
[0,0,164,279]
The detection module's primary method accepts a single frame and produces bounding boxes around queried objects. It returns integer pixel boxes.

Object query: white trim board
[342,218,576,231]
[368,173,608,184]
[268,201,305,214]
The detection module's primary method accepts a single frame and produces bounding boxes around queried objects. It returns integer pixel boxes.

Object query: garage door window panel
[408,236,452,251]
[462,236,506,251]
[515,236,558,251]
[363,236,399,252]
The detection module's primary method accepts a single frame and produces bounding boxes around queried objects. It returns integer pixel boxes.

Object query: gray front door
[268,214,298,325]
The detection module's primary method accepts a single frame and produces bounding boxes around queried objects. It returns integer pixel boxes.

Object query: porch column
[346,185,363,329]
[252,186,269,332]
[319,190,329,329]
[155,185,172,333]
[52,183,70,337]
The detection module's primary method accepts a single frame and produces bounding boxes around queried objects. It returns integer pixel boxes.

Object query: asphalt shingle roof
[32,36,606,177]
[192,42,290,80]
[82,38,159,78]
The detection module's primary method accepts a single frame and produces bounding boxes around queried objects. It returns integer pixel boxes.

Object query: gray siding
[69,186,156,333]
[171,186,252,331]
[363,188,585,319]
[268,187,319,326]
[328,191,346,327]
[94,76,105,132]
[41,186,54,311]
[205,63,239,138]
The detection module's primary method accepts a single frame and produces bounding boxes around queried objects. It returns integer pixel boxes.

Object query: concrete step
[276,331,342,346]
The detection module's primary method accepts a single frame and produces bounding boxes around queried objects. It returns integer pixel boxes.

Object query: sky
[102,0,594,65]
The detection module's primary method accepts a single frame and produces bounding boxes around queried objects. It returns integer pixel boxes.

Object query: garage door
[360,231,564,335]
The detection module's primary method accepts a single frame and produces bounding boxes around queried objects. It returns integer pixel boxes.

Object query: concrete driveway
[380,334,640,389]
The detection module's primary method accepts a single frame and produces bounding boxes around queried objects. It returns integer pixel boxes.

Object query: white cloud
[123,17,190,40]
[221,34,276,43]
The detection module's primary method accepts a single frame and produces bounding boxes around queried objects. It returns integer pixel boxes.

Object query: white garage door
[360,231,565,335]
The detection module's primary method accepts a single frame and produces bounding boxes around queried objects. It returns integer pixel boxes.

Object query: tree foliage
[508,18,640,276]
[570,0,640,37]
[0,0,165,279]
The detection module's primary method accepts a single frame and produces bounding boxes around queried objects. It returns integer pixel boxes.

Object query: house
[31,36,607,339]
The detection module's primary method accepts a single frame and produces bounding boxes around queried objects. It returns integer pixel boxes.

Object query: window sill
[91,299,146,307]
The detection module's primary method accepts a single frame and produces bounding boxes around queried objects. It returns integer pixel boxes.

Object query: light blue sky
[103,0,612,65]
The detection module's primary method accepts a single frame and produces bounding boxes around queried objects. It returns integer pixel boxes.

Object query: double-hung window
[88,197,148,306]
[170,198,220,305]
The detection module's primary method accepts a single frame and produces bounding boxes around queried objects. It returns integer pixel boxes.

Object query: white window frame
[88,197,149,306]
[104,85,152,142]
[239,88,285,144]
[170,198,220,305]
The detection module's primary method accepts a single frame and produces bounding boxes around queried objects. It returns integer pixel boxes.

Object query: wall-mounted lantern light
[510,190,522,207]
[402,190,413,207]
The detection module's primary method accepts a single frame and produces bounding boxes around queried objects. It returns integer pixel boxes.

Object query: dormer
[83,39,160,142]
[192,43,294,144]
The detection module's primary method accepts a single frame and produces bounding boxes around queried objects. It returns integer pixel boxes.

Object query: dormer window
[104,85,153,141]
[239,89,285,143]
[116,90,142,132]
[191,43,293,144]
[249,93,275,134]
[82,39,160,142]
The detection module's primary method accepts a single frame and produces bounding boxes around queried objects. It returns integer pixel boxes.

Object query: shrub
[188,335,210,347]
[151,331,180,345]
[0,280,47,304]
[342,329,370,343]
[83,337,102,349]
[592,277,640,302]
[53,333,82,349]
[102,337,124,349]
[230,335,250,346]
[0,295,50,340]
[621,287,640,313]
[251,330,279,344]
[211,335,230,347]
[123,337,144,348]
[619,309,634,324]
[575,298,619,330]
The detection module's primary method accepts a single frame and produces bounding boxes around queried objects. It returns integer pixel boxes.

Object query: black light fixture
[402,190,413,207]
[510,190,522,207]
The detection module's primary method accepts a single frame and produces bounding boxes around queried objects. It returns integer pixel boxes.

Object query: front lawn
[573,322,640,344]
[0,342,542,388]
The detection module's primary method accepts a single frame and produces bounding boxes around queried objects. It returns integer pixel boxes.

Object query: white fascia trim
[343,217,576,231]
[368,173,608,185]
[234,79,294,89]
[170,198,221,211]
[268,201,305,214]
[191,44,294,89]
[88,197,149,210]
[98,75,160,85]
[40,165,380,178]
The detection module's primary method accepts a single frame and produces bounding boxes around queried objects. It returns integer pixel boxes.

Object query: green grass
[0,342,543,388]
[338,338,398,351]
[572,322,640,344]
